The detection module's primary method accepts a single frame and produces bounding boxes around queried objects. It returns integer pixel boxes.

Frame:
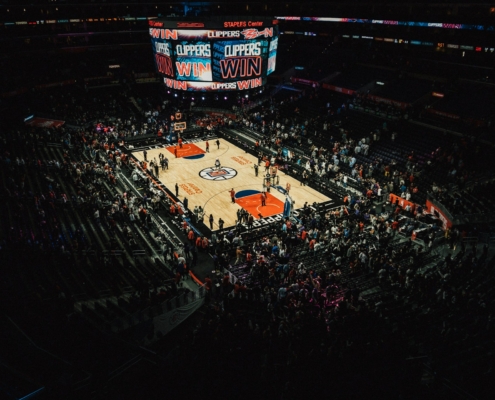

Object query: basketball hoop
[174,121,187,136]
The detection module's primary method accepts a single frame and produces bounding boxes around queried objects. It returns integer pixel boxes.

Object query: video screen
[267,36,278,75]
[149,19,279,91]
[211,39,269,82]
[173,40,212,81]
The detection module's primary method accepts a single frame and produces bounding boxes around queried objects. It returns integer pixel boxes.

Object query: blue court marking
[184,154,205,160]
[235,189,260,199]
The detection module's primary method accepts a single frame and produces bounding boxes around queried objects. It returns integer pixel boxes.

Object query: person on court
[174,147,178,158]
[229,188,236,203]
[216,139,220,149]
[178,137,183,148]
[215,159,221,170]
[175,183,179,197]
[286,182,291,194]
[143,149,148,161]
[261,191,266,206]
[254,163,259,176]
[205,141,209,152]
[270,165,278,184]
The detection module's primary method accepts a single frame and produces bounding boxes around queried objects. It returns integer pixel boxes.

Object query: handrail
[5,315,93,387]
[107,354,143,382]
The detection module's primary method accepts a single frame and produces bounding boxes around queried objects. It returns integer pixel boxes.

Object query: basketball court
[132,138,334,230]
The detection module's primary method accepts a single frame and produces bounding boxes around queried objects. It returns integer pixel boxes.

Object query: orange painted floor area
[166,143,205,158]
[235,192,285,219]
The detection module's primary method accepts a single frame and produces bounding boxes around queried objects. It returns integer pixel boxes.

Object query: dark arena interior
[2,1,495,399]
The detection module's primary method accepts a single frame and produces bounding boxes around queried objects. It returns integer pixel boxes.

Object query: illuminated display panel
[149,18,279,91]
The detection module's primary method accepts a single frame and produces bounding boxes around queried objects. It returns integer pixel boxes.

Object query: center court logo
[199,167,237,181]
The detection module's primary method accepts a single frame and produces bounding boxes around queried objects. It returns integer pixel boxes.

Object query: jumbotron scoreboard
[149,17,279,91]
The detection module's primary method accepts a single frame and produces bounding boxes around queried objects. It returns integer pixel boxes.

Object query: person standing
[187,229,195,243]
[218,218,225,230]
[392,219,399,235]
[178,137,183,148]
[154,163,159,178]
[205,141,210,153]
[175,183,179,197]
[235,247,244,265]
[254,163,259,177]
[209,214,214,230]
[247,215,254,229]
[229,188,236,203]
[270,165,278,184]
[143,149,148,161]
[216,139,220,149]
[261,191,266,206]
[286,182,291,194]
[195,235,202,251]
[204,275,213,294]
[174,147,178,158]
[202,236,209,252]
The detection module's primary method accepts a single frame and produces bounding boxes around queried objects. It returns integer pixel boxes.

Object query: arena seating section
[1,14,495,400]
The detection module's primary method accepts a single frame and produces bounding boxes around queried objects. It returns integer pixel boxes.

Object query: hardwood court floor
[133,139,331,229]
